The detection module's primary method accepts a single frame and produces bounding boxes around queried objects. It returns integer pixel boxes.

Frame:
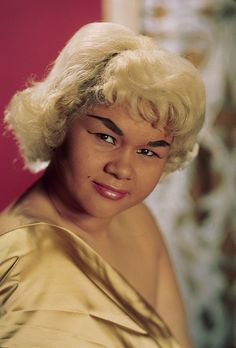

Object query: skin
[44,104,172,233]
[0,104,194,348]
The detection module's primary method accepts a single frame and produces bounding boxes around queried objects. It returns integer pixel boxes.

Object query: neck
[41,172,114,242]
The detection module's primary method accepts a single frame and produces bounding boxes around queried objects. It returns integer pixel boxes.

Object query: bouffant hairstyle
[5,22,205,175]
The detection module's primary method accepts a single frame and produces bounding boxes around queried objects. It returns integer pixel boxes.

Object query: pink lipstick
[92,182,128,201]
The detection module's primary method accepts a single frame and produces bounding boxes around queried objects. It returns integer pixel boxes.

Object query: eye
[97,133,116,145]
[137,148,161,158]
[88,131,116,145]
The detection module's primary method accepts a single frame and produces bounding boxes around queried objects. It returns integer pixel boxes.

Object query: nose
[104,149,133,180]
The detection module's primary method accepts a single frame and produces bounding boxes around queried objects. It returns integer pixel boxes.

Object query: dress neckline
[3,221,180,347]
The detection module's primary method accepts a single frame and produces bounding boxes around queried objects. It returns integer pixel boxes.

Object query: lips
[92,181,128,201]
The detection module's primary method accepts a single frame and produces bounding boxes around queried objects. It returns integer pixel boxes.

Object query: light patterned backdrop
[141,1,236,347]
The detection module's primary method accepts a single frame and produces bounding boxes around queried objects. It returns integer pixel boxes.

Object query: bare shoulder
[0,181,55,236]
[125,205,193,347]
[122,202,156,227]
[0,188,39,236]
[119,202,164,253]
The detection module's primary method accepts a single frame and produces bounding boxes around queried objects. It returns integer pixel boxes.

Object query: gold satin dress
[0,222,181,347]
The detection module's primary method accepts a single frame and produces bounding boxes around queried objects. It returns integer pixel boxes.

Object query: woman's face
[52,105,173,219]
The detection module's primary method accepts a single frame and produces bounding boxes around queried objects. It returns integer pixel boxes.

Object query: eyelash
[137,149,160,158]
[88,131,116,145]
[88,131,161,158]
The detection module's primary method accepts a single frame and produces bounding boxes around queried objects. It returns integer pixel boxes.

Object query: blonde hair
[5,22,205,175]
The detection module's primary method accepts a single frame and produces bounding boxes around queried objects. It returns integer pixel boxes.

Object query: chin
[93,206,125,219]
[82,200,131,219]
[73,190,144,219]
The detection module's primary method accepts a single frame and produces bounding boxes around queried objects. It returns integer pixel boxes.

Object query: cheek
[136,169,162,196]
[139,158,168,188]
[68,151,106,178]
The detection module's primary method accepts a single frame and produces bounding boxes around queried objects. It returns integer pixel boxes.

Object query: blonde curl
[4,22,205,175]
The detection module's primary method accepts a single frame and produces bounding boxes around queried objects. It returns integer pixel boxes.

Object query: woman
[0,22,205,348]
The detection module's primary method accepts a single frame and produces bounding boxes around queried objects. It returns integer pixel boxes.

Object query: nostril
[104,161,132,180]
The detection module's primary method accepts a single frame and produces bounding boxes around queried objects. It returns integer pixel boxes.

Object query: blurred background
[1,1,235,347]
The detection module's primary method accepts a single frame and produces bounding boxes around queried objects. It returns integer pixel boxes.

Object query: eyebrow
[87,114,171,147]
[87,114,123,135]
[147,140,171,147]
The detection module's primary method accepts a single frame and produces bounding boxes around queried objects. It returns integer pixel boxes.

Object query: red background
[0,0,102,211]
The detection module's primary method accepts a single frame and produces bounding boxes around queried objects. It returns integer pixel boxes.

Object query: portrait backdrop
[0,0,102,211]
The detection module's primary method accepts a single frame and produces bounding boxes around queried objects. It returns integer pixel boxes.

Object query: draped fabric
[0,223,181,348]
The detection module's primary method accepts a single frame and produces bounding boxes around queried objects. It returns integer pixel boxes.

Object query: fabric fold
[0,222,181,348]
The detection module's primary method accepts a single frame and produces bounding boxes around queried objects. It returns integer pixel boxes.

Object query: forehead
[88,104,173,142]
